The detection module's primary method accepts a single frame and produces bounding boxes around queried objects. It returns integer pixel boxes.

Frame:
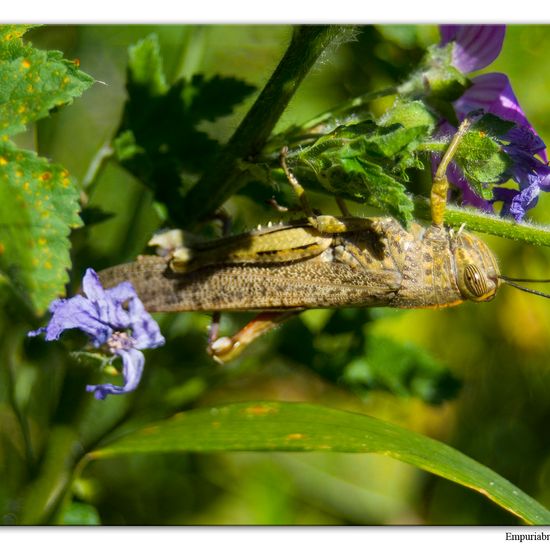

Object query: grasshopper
[98,118,548,362]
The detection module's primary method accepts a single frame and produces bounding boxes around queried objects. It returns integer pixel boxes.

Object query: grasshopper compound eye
[460,264,498,302]
[450,231,501,303]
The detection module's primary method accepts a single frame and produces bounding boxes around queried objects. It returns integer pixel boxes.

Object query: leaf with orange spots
[0,141,81,313]
[0,25,94,137]
[89,401,550,525]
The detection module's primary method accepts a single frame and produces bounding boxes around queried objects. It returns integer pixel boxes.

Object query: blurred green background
[4,24,550,525]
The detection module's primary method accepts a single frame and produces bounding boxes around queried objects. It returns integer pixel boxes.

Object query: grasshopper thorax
[450,229,501,302]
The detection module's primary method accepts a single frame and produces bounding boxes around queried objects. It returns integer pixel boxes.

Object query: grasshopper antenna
[499,275,550,283]
[498,275,550,299]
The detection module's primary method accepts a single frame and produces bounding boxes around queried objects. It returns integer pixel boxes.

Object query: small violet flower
[439,25,549,221]
[28,268,165,400]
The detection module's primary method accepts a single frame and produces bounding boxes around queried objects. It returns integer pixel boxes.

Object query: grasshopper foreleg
[280,147,353,234]
[431,113,481,227]
[207,310,303,363]
[335,196,352,217]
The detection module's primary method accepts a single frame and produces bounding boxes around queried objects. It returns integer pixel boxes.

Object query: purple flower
[28,268,165,400]
[498,127,550,219]
[440,25,506,73]
[454,73,547,164]
[438,25,549,221]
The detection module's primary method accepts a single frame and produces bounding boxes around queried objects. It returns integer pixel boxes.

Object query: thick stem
[414,196,550,247]
[181,25,348,226]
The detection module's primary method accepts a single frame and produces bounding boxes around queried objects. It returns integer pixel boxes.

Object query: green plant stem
[81,140,114,195]
[19,426,82,524]
[414,196,550,247]
[2,327,35,472]
[180,25,348,227]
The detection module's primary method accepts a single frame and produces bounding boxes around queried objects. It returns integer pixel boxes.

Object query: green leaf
[342,156,415,223]
[380,98,437,132]
[453,118,513,197]
[185,74,256,122]
[0,25,93,313]
[297,122,416,225]
[473,112,516,138]
[0,24,94,137]
[418,113,514,202]
[0,142,82,313]
[89,401,550,525]
[127,34,168,96]
[116,34,255,225]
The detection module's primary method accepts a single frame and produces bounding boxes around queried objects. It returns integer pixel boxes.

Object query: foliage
[2,24,550,527]
[113,34,256,225]
[0,25,92,313]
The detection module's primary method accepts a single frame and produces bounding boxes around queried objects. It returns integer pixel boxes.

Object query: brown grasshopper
[98,119,547,362]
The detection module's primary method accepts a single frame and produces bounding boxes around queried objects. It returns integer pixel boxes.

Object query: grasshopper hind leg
[208,310,302,363]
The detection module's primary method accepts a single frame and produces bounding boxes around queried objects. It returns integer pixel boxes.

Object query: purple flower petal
[127,296,165,349]
[456,73,535,131]
[86,348,145,400]
[440,25,505,73]
[28,295,112,346]
[436,25,548,221]
[506,126,547,161]
[510,183,540,221]
[82,268,131,329]
[492,155,550,221]
[29,267,165,399]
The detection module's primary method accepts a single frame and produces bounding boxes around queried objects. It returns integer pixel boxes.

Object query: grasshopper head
[451,230,501,302]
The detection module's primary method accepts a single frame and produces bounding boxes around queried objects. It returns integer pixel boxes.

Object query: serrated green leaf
[342,157,415,223]
[112,129,146,163]
[185,74,256,122]
[418,113,514,201]
[379,125,427,159]
[453,125,512,197]
[117,34,256,225]
[0,24,94,137]
[380,99,437,132]
[0,142,82,313]
[297,122,418,225]
[127,34,168,96]
[472,112,516,138]
[89,401,550,525]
